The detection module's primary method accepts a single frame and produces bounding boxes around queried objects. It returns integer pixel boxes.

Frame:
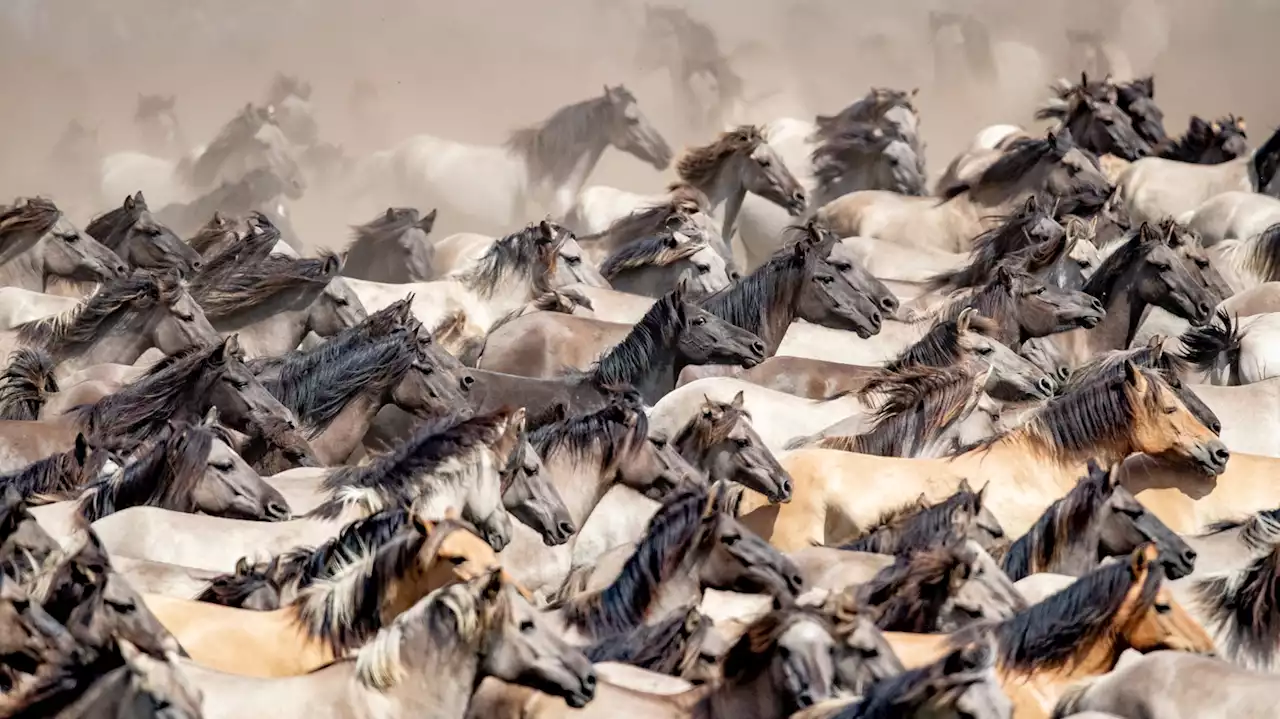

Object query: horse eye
[11,599,28,613]
[105,599,136,614]
[564,255,582,266]
[695,264,711,275]
[758,157,771,167]
[1031,287,1046,296]
[1163,406,1178,415]
[62,233,79,243]
[333,296,349,306]
[816,275,833,285]
[976,346,994,356]
[834,263,852,272]
[1195,259,1210,269]
[448,556,467,566]
[212,461,234,472]
[1155,603,1172,614]
[520,620,536,633]
[174,312,194,322]
[722,533,741,546]
[692,317,707,326]
[734,438,749,448]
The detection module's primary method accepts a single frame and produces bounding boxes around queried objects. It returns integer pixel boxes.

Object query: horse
[101,103,304,210]
[29,417,289,539]
[0,271,219,376]
[1035,74,1153,162]
[1116,125,1280,226]
[154,165,306,245]
[143,517,512,677]
[0,199,124,292]
[429,220,609,289]
[838,481,1007,557]
[133,92,187,158]
[341,207,437,283]
[570,125,806,247]
[1178,310,1280,386]
[732,364,1225,548]
[476,281,766,404]
[1157,115,1250,164]
[599,232,731,299]
[471,604,840,719]
[1001,459,1195,581]
[671,393,791,503]
[84,191,202,275]
[353,86,671,232]
[817,129,1112,254]
[885,545,1215,719]
[1183,191,1280,247]
[184,569,596,719]
[82,410,521,571]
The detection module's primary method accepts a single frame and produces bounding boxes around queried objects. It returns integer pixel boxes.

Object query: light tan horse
[815,129,1112,254]
[884,545,1216,719]
[727,364,1225,549]
[143,518,506,677]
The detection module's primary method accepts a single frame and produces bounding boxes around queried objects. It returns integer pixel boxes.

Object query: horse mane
[1178,309,1240,375]
[676,125,763,189]
[291,515,442,656]
[530,400,649,467]
[505,91,618,184]
[1001,461,1112,580]
[840,485,985,555]
[308,411,503,520]
[0,441,94,504]
[1193,543,1280,669]
[582,185,708,250]
[949,555,1160,673]
[191,250,340,319]
[811,121,897,200]
[974,135,1064,188]
[265,330,417,437]
[584,286,690,388]
[927,197,1062,291]
[85,194,145,249]
[701,236,815,340]
[1070,343,1193,389]
[347,207,432,255]
[886,315,1000,372]
[858,540,972,632]
[1244,223,1280,283]
[1196,508,1280,549]
[70,342,227,447]
[0,198,61,245]
[186,211,239,257]
[977,366,1168,463]
[193,556,282,609]
[552,485,709,637]
[0,349,57,421]
[815,365,979,458]
[585,604,708,676]
[932,269,1027,333]
[599,233,705,279]
[720,607,832,685]
[16,273,178,361]
[188,218,281,297]
[77,422,229,522]
[833,641,995,719]
[814,88,917,141]
[1083,222,1169,305]
[248,297,411,377]
[453,222,558,298]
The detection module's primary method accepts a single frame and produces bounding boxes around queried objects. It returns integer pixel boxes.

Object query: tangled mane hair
[814,88,917,141]
[347,207,435,254]
[0,198,61,244]
[77,421,232,522]
[815,365,982,458]
[15,273,181,361]
[530,401,649,468]
[1001,460,1114,580]
[191,250,341,319]
[453,221,560,298]
[307,411,507,520]
[676,125,763,188]
[581,284,695,389]
[1193,541,1280,669]
[841,483,987,555]
[720,607,833,684]
[1196,508,1280,549]
[194,556,282,610]
[858,540,974,632]
[0,436,104,506]
[887,313,1001,371]
[505,90,623,184]
[673,395,751,453]
[1178,309,1240,376]
[926,196,1065,292]
[186,211,240,258]
[188,217,281,296]
[0,349,58,421]
[585,604,709,676]
[1082,222,1171,306]
[599,233,706,279]
[946,130,1085,199]
[949,551,1161,673]
[551,485,709,637]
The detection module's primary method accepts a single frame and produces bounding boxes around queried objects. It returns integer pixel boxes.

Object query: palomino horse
[341,207,437,283]
[100,103,304,210]
[185,570,596,719]
[476,281,766,404]
[144,518,510,677]
[84,410,521,570]
[885,545,1215,719]
[0,198,124,292]
[599,232,732,299]
[817,129,1112,254]
[354,85,671,232]
[468,604,841,719]
[84,191,202,275]
[0,271,219,376]
[569,125,806,246]
[1117,125,1280,226]
[29,417,290,539]
[730,364,1225,548]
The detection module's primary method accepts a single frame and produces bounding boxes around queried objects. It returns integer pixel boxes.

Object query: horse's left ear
[537,220,554,244]
[1122,360,1148,394]
[322,254,342,276]
[419,209,438,231]
[1129,543,1158,579]
[730,390,745,411]
[481,567,504,601]
[225,334,242,358]
[201,406,220,427]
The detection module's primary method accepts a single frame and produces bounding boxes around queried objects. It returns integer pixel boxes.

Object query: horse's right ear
[123,194,136,212]
[1129,543,1158,579]
[384,208,395,221]
[1122,360,1148,394]
[537,220,554,243]
[957,478,974,493]
[957,307,974,334]
[481,567,504,601]
[235,557,251,575]
[419,209,438,231]
[74,433,89,466]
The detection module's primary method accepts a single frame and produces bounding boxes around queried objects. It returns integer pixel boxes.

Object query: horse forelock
[455,223,551,298]
[929,199,1058,292]
[584,603,704,674]
[829,365,978,458]
[841,487,982,555]
[701,243,807,339]
[193,251,339,319]
[599,233,704,279]
[586,288,687,388]
[530,402,649,467]
[721,608,832,685]
[77,423,216,522]
[676,126,762,189]
[673,398,750,455]
[0,349,57,422]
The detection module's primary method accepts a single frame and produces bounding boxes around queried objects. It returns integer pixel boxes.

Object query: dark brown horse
[85,192,203,275]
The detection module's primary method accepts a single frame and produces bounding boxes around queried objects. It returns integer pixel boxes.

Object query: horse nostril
[557,520,576,538]
[267,502,290,520]
[1213,446,1231,463]
[1037,377,1055,395]
[1090,297,1104,312]
[1182,548,1197,565]
[1056,366,1071,382]
[460,374,476,390]
[1197,302,1212,317]
[114,264,128,274]
[780,478,792,497]
[583,672,597,691]
[870,311,882,326]
[881,296,899,312]
[191,260,204,272]
[751,341,766,356]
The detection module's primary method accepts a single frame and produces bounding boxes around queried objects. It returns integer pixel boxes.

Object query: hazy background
[1,0,1277,249]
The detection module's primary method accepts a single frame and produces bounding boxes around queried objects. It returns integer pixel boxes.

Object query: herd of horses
[10,7,1280,719]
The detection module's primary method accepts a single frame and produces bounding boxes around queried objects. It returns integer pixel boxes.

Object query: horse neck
[704,666,792,719]
[415,469,482,524]
[307,393,385,465]
[541,449,616,528]
[962,181,1033,224]
[0,246,46,292]
[348,623,481,719]
[1086,274,1148,353]
[210,298,313,357]
[55,320,154,374]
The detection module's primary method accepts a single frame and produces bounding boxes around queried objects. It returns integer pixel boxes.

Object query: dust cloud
[0,0,1276,249]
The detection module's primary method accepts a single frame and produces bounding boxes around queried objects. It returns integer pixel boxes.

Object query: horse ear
[322,254,341,276]
[1147,335,1165,363]
[208,339,229,366]
[956,307,974,334]
[1211,120,1221,133]
[123,194,136,212]
[994,264,1015,288]
[701,395,715,419]
[420,209,438,231]
[1188,116,1210,135]
[1106,461,1123,489]
[74,433,88,466]
[481,567,504,601]
[225,334,242,358]
[133,191,146,207]
[1238,116,1247,131]
[957,478,973,493]
[1049,128,1073,156]
[663,233,680,250]
[384,208,395,221]
[538,220,554,244]
[731,391,745,411]
[1129,543,1158,579]
[411,512,430,537]
[201,406,220,427]
[1122,360,1149,394]
[976,481,989,503]
[235,557,251,574]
